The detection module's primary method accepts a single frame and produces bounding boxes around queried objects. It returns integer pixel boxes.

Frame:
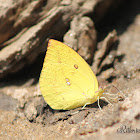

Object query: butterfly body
[39,39,104,110]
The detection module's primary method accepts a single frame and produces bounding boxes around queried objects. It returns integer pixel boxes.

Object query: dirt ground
[0,1,140,140]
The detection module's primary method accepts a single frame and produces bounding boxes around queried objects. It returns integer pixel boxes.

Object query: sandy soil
[0,1,140,140]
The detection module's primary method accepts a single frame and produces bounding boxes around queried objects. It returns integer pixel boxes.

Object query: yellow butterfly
[39,39,104,110]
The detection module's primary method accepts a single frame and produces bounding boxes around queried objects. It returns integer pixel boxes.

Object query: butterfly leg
[100,96,113,106]
[70,111,80,115]
[102,92,118,100]
[103,86,126,101]
[97,96,102,111]
[82,103,90,109]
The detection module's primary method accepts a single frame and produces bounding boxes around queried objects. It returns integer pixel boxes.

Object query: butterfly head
[96,87,105,99]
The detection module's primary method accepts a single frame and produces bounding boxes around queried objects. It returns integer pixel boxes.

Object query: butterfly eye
[66,78,71,86]
[74,64,78,69]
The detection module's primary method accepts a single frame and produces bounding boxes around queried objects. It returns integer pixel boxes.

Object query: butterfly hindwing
[39,39,99,110]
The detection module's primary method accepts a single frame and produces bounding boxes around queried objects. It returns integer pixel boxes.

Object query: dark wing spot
[74,64,78,69]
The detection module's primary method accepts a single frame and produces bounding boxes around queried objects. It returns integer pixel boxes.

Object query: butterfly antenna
[104,85,119,92]
[111,85,121,93]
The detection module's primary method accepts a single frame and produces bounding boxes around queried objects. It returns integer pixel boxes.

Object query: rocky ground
[0,0,140,140]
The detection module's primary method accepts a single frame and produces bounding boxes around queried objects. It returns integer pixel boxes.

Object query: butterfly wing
[39,39,100,110]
